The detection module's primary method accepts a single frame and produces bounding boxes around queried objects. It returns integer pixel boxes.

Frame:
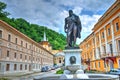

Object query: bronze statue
[64,10,82,47]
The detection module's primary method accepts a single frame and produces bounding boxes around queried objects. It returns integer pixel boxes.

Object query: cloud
[75,14,101,44]
[0,0,115,43]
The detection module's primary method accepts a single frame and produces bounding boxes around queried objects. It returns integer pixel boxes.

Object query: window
[0,49,2,57]
[0,63,1,71]
[116,23,119,31]
[103,46,106,54]
[20,54,22,59]
[118,40,120,50]
[97,36,99,42]
[6,64,10,71]
[25,55,27,60]
[7,50,9,57]
[14,64,17,70]
[29,65,31,71]
[21,41,23,46]
[33,57,34,61]
[98,62,100,68]
[20,64,22,70]
[0,30,2,38]
[109,44,113,54]
[8,34,11,42]
[104,61,106,68]
[119,60,120,67]
[36,58,37,61]
[14,53,17,58]
[29,56,31,60]
[90,52,92,59]
[94,49,96,59]
[59,60,61,63]
[95,62,96,68]
[108,28,111,36]
[15,38,17,44]
[26,43,27,48]
[29,45,31,49]
[98,47,100,57]
[102,32,104,39]
[25,65,27,70]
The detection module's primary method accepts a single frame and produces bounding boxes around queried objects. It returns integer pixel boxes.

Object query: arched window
[59,60,61,63]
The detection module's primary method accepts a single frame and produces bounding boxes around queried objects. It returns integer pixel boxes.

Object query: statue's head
[69,10,73,16]
[69,56,76,64]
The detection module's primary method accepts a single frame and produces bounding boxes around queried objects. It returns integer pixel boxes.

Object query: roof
[54,52,65,57]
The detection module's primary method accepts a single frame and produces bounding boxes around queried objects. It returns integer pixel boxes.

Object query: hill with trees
[0,1,66,50]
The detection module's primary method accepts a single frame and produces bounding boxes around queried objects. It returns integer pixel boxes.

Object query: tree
[0,1,10,17]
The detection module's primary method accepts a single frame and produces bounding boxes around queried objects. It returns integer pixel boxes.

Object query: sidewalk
[0,71,41,78]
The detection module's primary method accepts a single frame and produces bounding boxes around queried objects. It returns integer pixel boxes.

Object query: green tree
[0,1,10,17]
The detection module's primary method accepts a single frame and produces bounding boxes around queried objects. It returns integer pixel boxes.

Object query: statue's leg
[67,34,71,47]
[69,35,72,47]
[67,34,69,47]
[73,26,77,46]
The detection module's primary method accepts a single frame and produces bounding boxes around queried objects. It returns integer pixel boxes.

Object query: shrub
[56,69,63,74]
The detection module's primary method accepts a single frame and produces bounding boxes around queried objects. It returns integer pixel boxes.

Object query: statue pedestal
[63,48,82,68]
[60,48,89,79]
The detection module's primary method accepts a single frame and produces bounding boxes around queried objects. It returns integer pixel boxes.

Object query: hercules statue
[64,10,82,47]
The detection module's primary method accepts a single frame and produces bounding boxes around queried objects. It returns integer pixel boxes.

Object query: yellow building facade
[80,0,120,72]
[54,50,65,66]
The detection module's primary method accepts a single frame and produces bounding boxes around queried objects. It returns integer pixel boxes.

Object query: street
[6,69,57,80]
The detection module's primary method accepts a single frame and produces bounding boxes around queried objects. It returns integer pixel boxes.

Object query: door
[109,60,114,69]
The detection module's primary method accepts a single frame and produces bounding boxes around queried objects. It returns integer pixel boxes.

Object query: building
[39,31,65,66]
[80,0,120,72]
[54,51,65,66]
[39,32,52,52]
[0,20,53,75]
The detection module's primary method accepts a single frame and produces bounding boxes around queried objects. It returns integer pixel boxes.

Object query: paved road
[8,70,57,80]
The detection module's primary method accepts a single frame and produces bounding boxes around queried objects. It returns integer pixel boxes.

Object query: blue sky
[0,0,115,44]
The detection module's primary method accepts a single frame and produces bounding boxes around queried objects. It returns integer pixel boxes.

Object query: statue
[64,10,82,47]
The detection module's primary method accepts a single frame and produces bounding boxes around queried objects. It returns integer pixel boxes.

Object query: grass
[0,78,10,80]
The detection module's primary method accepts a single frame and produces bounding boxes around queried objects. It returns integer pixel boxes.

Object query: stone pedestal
[60,48,89,79]
[64,49,82,68]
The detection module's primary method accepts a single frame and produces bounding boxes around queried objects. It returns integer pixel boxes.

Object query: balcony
[101,53,116,63]
[101,53,113,58]
[81,58,90,64]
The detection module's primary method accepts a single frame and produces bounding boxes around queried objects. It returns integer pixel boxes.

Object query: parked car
[51,66,55,70]
[54,65,59,69]
[41,67,47,72]
[107,68,120,76]
[41,66,49,72]
[45,66,51,71]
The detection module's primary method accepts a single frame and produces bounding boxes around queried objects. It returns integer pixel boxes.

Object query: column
[104,27,109,53]
[110,22,117,56]
[94,34,98,59]
[99,32,102,55]
[104,27,109,72]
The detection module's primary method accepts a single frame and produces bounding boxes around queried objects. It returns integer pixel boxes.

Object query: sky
[0,0,115,44]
